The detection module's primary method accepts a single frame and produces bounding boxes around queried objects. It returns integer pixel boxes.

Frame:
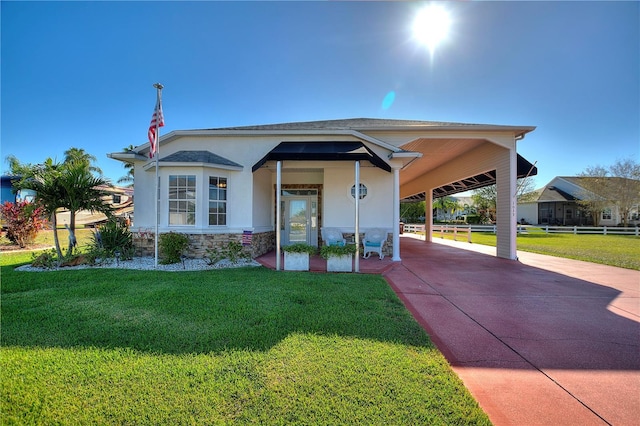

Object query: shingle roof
[160,150,242,168]
[204,118,522,132]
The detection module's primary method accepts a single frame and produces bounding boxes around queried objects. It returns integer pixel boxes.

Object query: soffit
[399,138,485,186]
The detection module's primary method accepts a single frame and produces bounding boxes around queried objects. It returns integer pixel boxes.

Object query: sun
[412,4,451,54]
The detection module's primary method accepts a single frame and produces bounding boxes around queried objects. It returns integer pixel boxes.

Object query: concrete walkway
[385,236,639,425]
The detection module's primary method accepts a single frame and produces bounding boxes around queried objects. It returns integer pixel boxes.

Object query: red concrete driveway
[385,236,639,425]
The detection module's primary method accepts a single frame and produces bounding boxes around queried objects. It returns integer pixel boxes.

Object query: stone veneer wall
[133,231,276,259]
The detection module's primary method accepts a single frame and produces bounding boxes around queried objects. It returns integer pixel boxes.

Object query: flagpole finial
[153,83,164,90]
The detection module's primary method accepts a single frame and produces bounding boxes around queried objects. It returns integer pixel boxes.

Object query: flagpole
[153,83,163,268]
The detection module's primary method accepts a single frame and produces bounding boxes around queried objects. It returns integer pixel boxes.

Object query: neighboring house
[433,196,475,221]
[108,118,536,260]
[1,175,36,204]
[56,185,134,227]
[518,176,640,226]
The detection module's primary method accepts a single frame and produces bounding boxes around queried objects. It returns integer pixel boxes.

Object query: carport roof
[402,154,538,201]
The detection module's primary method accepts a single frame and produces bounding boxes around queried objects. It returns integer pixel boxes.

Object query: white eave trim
[142,161,243,172]
[155,129,404,153]
[107,152,148,163]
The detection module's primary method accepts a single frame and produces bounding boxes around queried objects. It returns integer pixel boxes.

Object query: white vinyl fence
[403,224,640,237]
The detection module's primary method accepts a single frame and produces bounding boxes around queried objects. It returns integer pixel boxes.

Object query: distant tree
[433,196,462,221]
[471,177,538,224]
[471,186,497,223]
[64,147,103,175]
[117,145,135,186]
[400,201,426,223]
[578,158,640,227]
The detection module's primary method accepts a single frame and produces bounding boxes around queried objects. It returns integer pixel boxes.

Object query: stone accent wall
[133,230,276,259]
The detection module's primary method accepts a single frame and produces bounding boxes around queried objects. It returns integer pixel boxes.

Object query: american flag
[148,97,164,159]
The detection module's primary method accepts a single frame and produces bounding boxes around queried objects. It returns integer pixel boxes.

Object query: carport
[377,122,537,259]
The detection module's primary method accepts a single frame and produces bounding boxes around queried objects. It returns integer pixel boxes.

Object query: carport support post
[424,188,433,243]
[392,167,401,261]
[276,160,282,271]
[354,161,360,273]
[496,149,518,259]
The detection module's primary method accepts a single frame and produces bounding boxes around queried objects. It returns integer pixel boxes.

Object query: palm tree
[18,159,66,260]
[117,145,135,186]
[433,196,460,221]
[11,155,114,259]
[58,160,113,256]
[64,147,103,176]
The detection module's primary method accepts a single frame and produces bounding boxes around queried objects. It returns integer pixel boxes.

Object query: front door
[281,191,318,246]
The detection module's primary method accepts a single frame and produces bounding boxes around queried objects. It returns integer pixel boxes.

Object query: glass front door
[281,191,318,247]
[288,198,308,244]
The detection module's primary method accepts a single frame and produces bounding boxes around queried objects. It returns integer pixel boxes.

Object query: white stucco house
[108,118,536,261]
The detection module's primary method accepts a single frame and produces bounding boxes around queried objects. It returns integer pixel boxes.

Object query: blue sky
[2,1,638,190]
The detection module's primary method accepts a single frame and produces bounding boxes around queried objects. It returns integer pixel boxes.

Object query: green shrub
[465,214,481,224]
[159,232,190,264]
[1,201,47,248]
[320,244,357,259]
[282,243,317,255]
[88,219,134,261]
[31,249,58,269]
[205,240,251,265]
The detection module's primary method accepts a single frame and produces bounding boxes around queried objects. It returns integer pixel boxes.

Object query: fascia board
[142,161,243,172]
[107,152,148,163]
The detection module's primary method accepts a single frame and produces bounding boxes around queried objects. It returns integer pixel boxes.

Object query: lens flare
[413,4,451,54]
[382,91,396,110]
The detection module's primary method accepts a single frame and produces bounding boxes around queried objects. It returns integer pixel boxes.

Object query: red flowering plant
[0,201,48,248]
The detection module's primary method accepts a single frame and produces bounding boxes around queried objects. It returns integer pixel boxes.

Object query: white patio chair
[321,227,346,246]
[362,228,388,260]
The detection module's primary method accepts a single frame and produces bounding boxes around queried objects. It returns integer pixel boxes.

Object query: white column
[276,161,282,270]
[392,167,401,261]
[425,188,433,243]
[496,148,518,259]
[354,161,360,272]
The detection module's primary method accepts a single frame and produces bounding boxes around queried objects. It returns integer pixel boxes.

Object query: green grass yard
[435,229,640,270]
[1,253,490,425]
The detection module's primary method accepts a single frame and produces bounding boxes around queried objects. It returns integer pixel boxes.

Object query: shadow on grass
[1,265,432,354]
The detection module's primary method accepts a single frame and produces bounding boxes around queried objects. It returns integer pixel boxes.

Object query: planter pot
[284,251,310,271]
[326,254,353,272]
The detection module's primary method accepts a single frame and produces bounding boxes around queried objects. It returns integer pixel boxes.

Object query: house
[55,185,134,227]
[108,118,536,261]
[518,176,640,226]
[1,175,36,204]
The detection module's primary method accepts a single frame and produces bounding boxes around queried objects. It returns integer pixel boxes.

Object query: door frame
[280,189,319,247]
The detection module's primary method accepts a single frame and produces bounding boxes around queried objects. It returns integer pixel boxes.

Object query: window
[350,183,367,199]
[112,194,121,204]
[602,208,612,220]
[169,175,196,225]
[209,176,227,226]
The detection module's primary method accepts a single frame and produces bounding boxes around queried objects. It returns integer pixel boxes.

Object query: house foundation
[133,231,276,259]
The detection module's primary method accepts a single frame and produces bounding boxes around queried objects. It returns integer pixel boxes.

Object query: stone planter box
[284,251,310,271]
[326,254,353,272]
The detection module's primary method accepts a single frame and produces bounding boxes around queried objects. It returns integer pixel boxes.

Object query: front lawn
[1,254,490,425]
